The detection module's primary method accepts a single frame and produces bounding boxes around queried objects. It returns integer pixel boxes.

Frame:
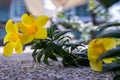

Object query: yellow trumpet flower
[88,38,116,71]
[3,19,23,56]
[18,14,49,44]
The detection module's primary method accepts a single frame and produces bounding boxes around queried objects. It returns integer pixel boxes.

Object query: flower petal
[88,39,104,59]
[90,60,102,71]
[21,14,35,26]
[35,28,47,39]
[5,19,18,33]
[3,42,13,56]
[19,33,34,44]
[88,55,98,61]
[35,15,49,28]
[103,58,116,63]
[14,40,23,54]
[4,33,20,44]
[88,38,117,72]
[4,34,12,44]
[88,38,102,47]
[102,38,116,50]
[17,22,28,33]
[88,47,104,57]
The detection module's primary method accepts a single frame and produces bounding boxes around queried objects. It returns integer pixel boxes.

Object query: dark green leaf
[32,49,37,62]
[52,43,66,57]
[113,75,120,80]
[96,22,120,37]
[43,55,49,65]
[31,41,45,49]
[54,30,61,35]
[47,24,57,38]
[54,30,71,40]
[102,62,120,72]
[62,55,78,67]
[43,46,53,65]
[97,29,120,38]
[98,0,119,8]
[36,49,45,63]
[98,48,120,61]
[58,36,71,43]
[63,42,85,47]
[49,53,58,61]
[76,58,89,66]
[114,70,120,75]
[62,60,69,67]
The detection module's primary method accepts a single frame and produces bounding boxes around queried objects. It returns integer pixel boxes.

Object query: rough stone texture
[0,53,113,80]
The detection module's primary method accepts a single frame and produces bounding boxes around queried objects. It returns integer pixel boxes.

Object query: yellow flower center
[12,34,19,42]
[28,26,37,34]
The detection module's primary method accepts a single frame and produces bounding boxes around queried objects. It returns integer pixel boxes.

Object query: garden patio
[0,0,120,80]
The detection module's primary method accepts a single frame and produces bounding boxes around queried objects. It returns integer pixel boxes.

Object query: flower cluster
[3,14,49,56]
[88,38,116,71]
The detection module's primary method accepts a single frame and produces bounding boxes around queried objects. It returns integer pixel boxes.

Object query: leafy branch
[31,23,89,67]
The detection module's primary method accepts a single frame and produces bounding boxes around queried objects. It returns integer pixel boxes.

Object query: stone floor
[0,50,113,80]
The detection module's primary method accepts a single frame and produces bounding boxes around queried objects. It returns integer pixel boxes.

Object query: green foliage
[97,0,119,9]
[89,0,119,22]
[31,23,89,67]
[102,62,120,72]
[113,70,120,80]
[96,22,120,37]
[98,48,120,60]
[97,29,120,38]
[113,75,120,80]
[59,21,80,29]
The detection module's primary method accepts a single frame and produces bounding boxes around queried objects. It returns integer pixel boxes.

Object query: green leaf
[113,75,120,80]
[43,55,49,65]
[97,29,120,38]
[98,48,120,61]
[31,41,43,49]
[96,22,120,37]
[102,62,120,72]
[43,46,53,65]
[54,30,61,34]
[53,30,71,40]
[49,53,58,61]
[36,49,45,63]
[47,24,57,38]
[98,0,119,8]
[32,49,37,62]
[62,55,78,67]
[114,70,120,76]
[31,39,49,49]
[52,42,66,57]
[76,58,89,66]
[58,36,71,43]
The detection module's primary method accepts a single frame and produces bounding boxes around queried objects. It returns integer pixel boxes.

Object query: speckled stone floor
[0,53,113,80]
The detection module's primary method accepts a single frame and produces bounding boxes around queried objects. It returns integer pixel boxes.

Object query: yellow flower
[88,38,116,71]
[18,14,49,44]
[3,19,23,56]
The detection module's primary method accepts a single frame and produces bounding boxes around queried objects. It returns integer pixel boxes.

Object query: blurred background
[0,0,120,45]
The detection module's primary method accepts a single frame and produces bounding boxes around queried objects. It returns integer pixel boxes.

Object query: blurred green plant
[97,0,119,9]
[89,0,119,24]
[56,13,98,40]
